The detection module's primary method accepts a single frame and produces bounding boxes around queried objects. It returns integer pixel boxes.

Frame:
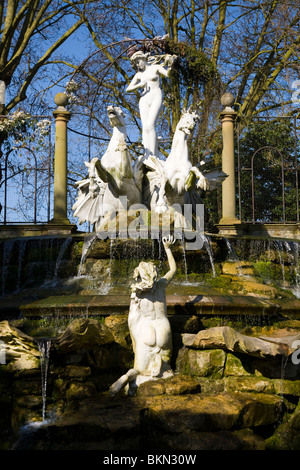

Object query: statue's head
[132,261,158,291]
[130,51,150,69]
[178,108,199,135]
[107,105,126,128]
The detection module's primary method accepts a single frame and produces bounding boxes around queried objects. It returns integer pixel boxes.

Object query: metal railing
[0,116,53,225]
[236,116,300,224]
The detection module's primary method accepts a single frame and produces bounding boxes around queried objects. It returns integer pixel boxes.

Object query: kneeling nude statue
[109,235,176,396]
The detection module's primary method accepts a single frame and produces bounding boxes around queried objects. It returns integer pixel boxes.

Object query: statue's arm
[126,73,145,92]
[162,236,176,283]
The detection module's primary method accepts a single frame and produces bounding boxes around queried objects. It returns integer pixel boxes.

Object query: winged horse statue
[143,108,225,214]
[72,106,142,230]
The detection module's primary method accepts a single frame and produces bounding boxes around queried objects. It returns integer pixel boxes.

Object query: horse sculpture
[143,109,211,213]
[72,106,142,229]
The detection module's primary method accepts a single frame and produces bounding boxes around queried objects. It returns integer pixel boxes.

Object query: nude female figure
[126,51,176,158]
[109,235,176,396]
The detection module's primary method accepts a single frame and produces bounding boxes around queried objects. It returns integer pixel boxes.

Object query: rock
[143,392,284,433]
[104,315,131,348]
[222,261,255,276]
[55,318,114,354]
[272,379,300,396]
[197,377,225,394]
[66,382,96,401]
[224,352,252,376]
[224,376,275,394]
[182,326,297,358]
[136,375,201,396]
[265,402,300,450]
[137,381,165,396]
[144,427,265,450]
[0,320,39,371]
[176,348,226,378]
[58,365,92,379]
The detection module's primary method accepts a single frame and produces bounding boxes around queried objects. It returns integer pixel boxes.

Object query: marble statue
[72,51,226,230]
[126,51,177,158]
[72,105,142,229]
[143,108,210,213]
[109,235,176,396]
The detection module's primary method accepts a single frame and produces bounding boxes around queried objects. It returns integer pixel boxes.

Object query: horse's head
[177,109,199,135]
[107,105,126,128]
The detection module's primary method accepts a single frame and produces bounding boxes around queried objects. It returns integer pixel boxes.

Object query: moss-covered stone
[224,353,252,376]
[176,348,226,378]
[265,402,300,450]
[272,379,300,396]
[66,382,96,401]
[224,376,275,394]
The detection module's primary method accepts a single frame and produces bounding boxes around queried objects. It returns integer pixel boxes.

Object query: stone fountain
[0,50,300,451]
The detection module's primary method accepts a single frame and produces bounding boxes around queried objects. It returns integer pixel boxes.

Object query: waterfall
[276,241,285,285]
[181,237,188,282]
[288,241,300,298]
[203,235,216,277]
[53,237,72,282]
[108,238,114,285]
[37,339,51,422]
[77,234,97,277]
[224,238,247,278]
[225,237,238,262]
[1,239,14,296]
[16,239,27,291]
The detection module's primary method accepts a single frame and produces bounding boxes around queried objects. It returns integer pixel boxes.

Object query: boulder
[54,318,114,354]
[136,375,201,397]
[176,348,226,378]
[182,326,299,358]
[0,321,39,371]
[143,391,284,433]
[265,401,300,450]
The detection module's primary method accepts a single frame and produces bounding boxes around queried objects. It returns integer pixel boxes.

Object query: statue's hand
[165,54,177,67]
[162,234,175,249]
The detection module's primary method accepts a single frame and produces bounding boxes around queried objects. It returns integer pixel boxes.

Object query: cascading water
[180,237,188,283]
[224,237,249,278]
[276,241,286,285]
[203,235,216,277]
[53,237,72,283]
[37,338,51,422]
[16,239,27,291]
[1,240,15,296]
[108,238,114,286]
[77,234,98,277]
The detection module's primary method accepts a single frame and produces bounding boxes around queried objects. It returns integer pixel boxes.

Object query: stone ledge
[19,293,300,318]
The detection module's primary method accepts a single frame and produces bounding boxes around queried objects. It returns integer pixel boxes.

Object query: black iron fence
[0,115,53,225]
[236,116,300,223]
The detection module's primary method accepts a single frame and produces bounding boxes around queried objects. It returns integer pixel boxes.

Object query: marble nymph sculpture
[109,234,176,396]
